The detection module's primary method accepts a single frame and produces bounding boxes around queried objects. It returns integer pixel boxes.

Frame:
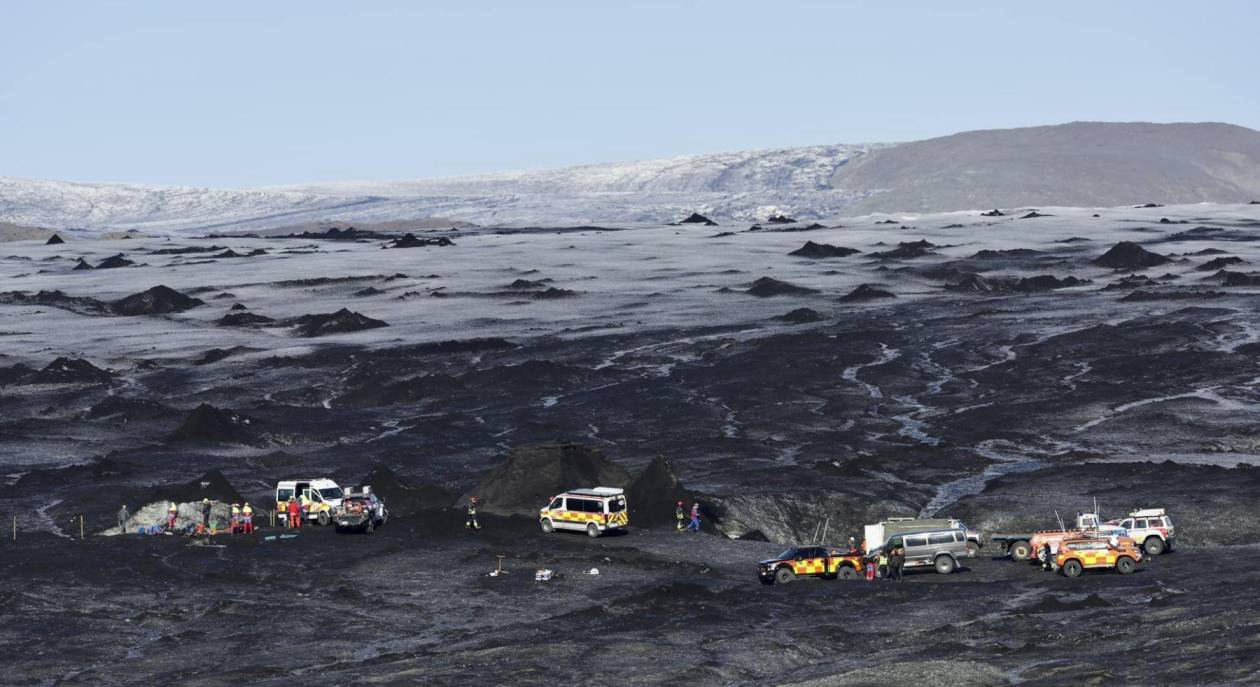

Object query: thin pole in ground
[11,515,15,542]
[80,515,84,541]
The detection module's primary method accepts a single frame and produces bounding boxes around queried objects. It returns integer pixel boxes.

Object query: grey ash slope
[833,121,1260,213]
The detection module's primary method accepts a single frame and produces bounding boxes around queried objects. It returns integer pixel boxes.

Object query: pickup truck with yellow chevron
[758,546,866,585]
[539,487,629,537]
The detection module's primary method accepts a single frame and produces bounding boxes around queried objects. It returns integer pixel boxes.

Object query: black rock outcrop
[840,284,896,302]
[746,277,819,297]
[1092,242,1171,269]
[788,241,861,258]
[111,285,205,315]
[293,308,388,337]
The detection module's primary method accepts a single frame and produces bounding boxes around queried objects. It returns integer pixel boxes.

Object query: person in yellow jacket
[166,502,178,530]
[230,503,242,534]
[241,502,254,534]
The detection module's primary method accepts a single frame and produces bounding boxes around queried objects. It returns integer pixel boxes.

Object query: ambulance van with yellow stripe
[539,487,629,537]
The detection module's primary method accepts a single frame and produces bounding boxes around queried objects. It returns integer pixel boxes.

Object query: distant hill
[831,122,1260,213]
[2,122,1258,234]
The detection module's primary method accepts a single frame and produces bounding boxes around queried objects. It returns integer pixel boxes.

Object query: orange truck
[1054,537,1144,577]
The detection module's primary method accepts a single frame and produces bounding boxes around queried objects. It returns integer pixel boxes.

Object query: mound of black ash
[1198,256,1246,271]
[111,285,205,315]
[96,253,135,269]
[776,307,825,324]
[385,233,455,249]
[870,240,936,260]
[217,312,276,327]
[195,346,260,365]
[464,441,631,515]
[840,284,896,302]
[45,234,65,245]
[679,213,717,226]
[788,241,861,258]
[746,277,819,297]
[292,308,388,337]
[981,209,1005,217]
[946,274,1087,294]
[626,455,695,527]
[18,357,115,385]
[168,403,267,446]
[358,464,455,517]
[1092,241,1171,269]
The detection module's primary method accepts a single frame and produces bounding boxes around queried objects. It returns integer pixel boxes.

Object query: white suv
[1106,508,1175,555]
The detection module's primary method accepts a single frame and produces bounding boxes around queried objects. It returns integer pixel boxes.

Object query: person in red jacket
[287,497,301,529]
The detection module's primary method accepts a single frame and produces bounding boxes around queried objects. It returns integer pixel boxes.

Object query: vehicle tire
[934,555,956,575]
[586,523,600,538]
[1143,536,1165,556]
[317,511,330,527]
[775,566,795,585]
[839,566,858,580]
[1010,540,1031,561]
[1062,560,1083,578]
[540,518,554,533]
[1116,556,1136,575]
[966,541,979,557]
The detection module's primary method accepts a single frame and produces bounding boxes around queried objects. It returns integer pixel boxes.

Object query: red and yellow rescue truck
[1054,537,1144,578]
[757,546,865,585]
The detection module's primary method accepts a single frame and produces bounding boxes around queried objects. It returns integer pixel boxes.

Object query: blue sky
[2,1,1257,187]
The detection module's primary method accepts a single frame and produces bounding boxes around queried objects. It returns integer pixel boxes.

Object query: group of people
[282,495,306,528]
[846,536,906,581]
[675,501,702,533]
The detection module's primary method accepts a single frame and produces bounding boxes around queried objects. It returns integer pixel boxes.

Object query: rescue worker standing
[1041,542,1054,571]
[166,502,178,530]
[847,536,858,554]
[675,501,685,532]
[117,504,129,534]
[287,496,301,529]
[466,497,481,531]
[242,502,253,534]
[230,503,241,534]
[889,544,905,581]
[201,498,212,529]
[686,502,701,533]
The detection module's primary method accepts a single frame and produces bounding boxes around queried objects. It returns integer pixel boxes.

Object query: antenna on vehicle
[820,517,830,546]
[1055,510,1065,532]
[811,521,822,545]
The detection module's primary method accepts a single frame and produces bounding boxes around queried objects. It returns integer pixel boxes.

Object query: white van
[539,487,629,537]
[275,478,346,526]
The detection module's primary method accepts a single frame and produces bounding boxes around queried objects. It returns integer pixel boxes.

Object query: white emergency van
[275,478,346,526]
[539,487,629,537]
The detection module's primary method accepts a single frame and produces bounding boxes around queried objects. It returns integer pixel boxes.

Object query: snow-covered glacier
[0,143,882,235]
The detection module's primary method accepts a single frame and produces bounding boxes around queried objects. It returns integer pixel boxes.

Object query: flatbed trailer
[990,533,1037,560]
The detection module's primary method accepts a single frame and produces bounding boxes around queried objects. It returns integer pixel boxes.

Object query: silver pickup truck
[333,488,388,534]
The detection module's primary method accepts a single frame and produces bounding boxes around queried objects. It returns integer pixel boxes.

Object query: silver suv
[879,528,971,575]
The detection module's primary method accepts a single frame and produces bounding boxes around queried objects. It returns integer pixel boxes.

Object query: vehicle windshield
[776,548,798,560]
[277,488,293,501]
[319,487,344,500]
